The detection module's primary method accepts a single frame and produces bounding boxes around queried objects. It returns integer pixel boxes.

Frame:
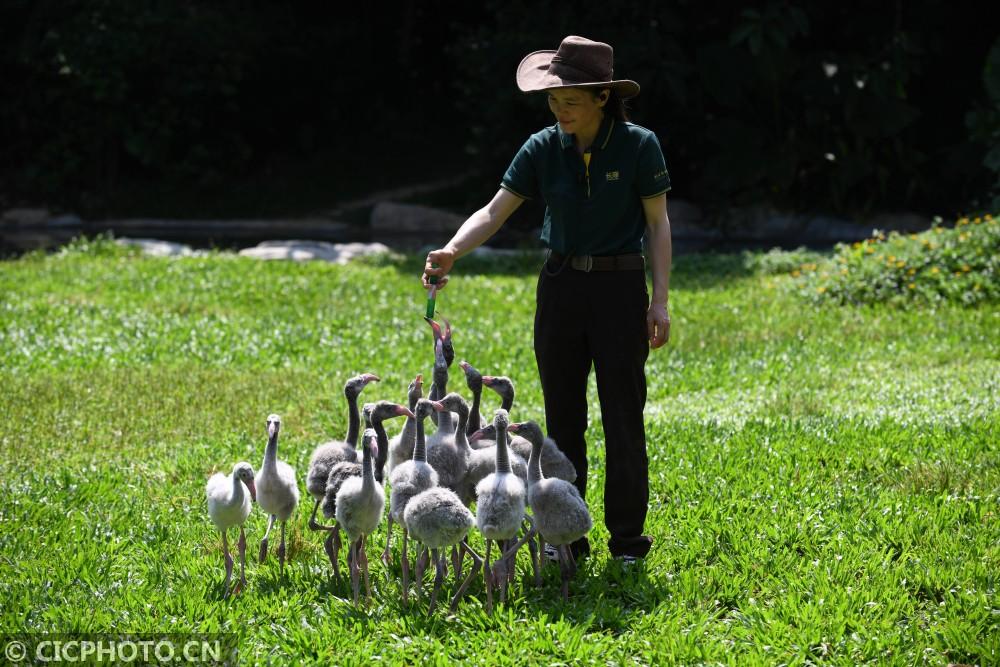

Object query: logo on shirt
[605,170,620,181]
[653,168,668,181]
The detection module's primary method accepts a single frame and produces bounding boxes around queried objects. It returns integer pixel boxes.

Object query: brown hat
[516,35,640,99]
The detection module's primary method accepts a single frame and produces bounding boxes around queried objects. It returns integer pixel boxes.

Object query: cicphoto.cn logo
[2,634,236,665]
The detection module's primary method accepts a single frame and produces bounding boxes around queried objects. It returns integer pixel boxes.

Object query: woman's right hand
[422,248,456,290]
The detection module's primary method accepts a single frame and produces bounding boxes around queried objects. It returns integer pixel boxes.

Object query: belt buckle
[580,255,593,272]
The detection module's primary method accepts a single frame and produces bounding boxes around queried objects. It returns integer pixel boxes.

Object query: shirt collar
[558,114,616,151]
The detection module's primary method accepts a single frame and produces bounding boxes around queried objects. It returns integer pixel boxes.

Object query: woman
[422,35,671,563]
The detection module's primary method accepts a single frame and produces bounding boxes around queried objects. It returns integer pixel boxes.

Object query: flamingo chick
[459,360,487,440]
[306,373,379,573]
[404,486,482,614]
[386,398,441,602]
[483,375,577,482]
[306,374,379,524]
[424,317,456,433]
[318,401,411,577]
[257,414,299,576]
[206,462,256,596]
[509,420,592,600]
[386,374,424,477]
[335,428,385,606]
[475,409,532,614]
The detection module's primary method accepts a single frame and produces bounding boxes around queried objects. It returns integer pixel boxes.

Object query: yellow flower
[930,267,940,274]
[841,268,849,275]
[907,268,916,276]
[908,283,916,289]
[974,216,982,223]
[962,264,971,272]
[791,270,801,278]
[816,286,827,294]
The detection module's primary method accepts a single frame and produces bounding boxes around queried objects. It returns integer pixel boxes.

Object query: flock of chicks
[206,318,592,613]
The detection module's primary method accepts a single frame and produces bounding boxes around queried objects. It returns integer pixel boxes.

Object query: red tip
[425,317,442,339]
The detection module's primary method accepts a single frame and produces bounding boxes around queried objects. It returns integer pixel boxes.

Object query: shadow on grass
[519,557,669,633]
[311,551,670,636]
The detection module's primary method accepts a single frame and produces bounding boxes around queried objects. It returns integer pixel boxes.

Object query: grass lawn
[0,241,997,665]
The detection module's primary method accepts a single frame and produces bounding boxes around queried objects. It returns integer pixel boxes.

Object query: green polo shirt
[501,115,670,256]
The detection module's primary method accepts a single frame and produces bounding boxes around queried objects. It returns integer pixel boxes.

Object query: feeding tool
[426,264,439,319]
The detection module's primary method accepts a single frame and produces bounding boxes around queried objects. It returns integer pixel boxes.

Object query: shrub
[743,246,827,275]
[793,213,999,305]
[56,233,140,259]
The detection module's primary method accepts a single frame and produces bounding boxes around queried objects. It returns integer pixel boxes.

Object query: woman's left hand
[647,302,670,349]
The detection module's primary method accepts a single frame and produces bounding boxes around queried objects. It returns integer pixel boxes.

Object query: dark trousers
[533,259,653,558]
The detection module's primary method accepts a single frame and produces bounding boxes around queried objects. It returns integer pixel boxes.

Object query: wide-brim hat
[516,35,640,99]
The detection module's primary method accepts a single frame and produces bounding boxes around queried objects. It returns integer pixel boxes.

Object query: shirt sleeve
[636,131,671,199]
[500,137,539,200]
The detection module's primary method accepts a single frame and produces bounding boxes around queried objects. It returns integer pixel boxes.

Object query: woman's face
[547,87,607,135]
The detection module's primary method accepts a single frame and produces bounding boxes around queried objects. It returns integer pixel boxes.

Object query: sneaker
[615,554,642,566]
[544,540,590,562]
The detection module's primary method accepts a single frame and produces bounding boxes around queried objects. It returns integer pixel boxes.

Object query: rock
[370,202,465,236]
[116,238,195,257]
[2,211,81,251]
[238,240,391,263]
[720,206,869,244]
[47,214,83,228]
[2,208,50,226]
[95,218,352,243]
[797,216,872,243]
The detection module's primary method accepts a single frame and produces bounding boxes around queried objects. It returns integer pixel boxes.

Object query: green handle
[426,265,439,319]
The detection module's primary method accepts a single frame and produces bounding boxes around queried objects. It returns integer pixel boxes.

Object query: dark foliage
[0,1,996,219]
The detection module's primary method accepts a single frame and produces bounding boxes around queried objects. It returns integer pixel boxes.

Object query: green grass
[1,241,997,665]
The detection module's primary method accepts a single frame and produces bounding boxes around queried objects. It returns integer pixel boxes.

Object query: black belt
[546,250,645,272]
